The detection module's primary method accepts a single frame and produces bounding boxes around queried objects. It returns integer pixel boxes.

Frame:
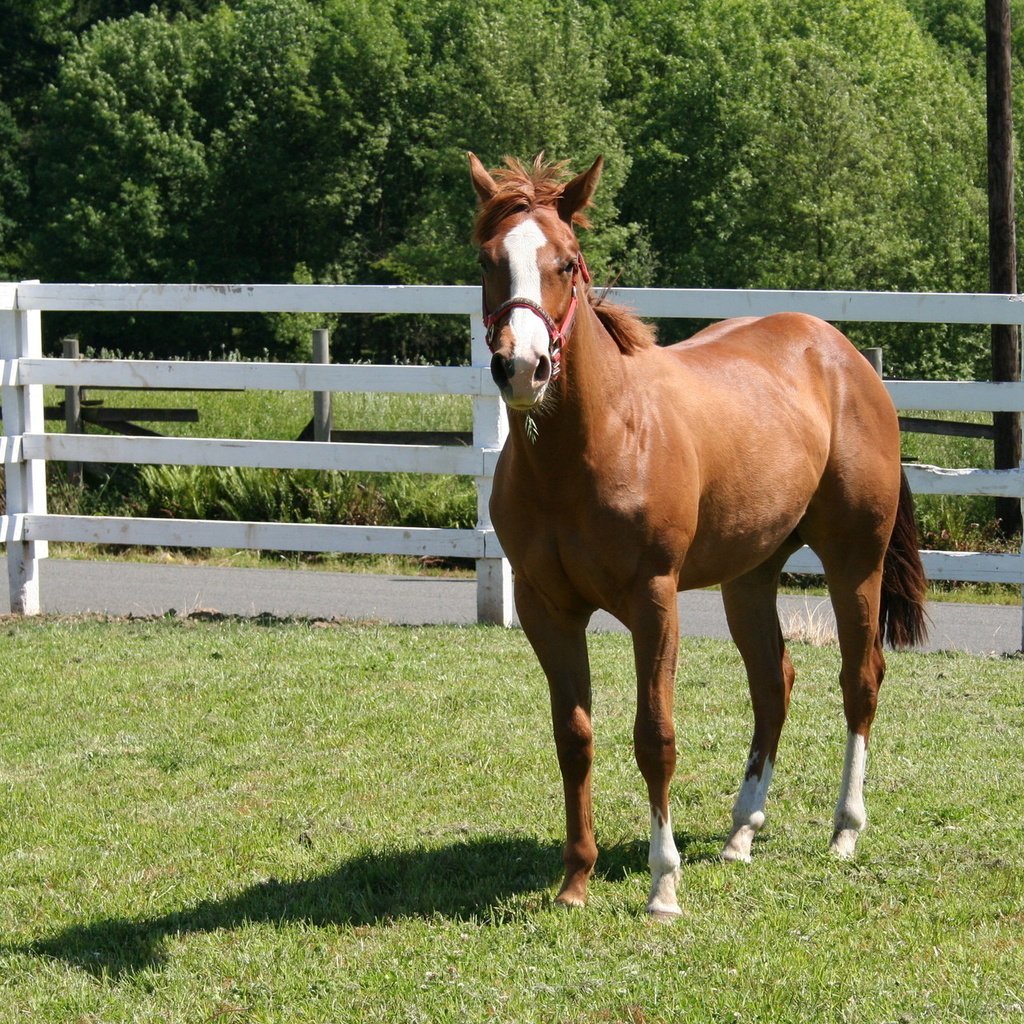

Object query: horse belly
[679,515,801,589]
[679,457,823,589]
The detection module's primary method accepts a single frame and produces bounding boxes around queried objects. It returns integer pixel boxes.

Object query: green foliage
[133,464,476,530]
[0,101,27,278]
[383,0,634,283]
[0,0,1012,377]
[904,0,1019,77]
[608,0,988,375]
[31,0,408,356]
[33,11,209,281]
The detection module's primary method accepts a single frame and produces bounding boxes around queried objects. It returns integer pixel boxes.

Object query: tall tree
[18,0,1003,379]
[29,0,407,357]
[0,101,28,277]
[608,0,988,377]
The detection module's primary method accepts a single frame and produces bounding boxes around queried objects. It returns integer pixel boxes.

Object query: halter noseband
[481,252,591,375]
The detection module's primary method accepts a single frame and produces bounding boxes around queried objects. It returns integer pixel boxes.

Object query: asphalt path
[0,556,1019,656]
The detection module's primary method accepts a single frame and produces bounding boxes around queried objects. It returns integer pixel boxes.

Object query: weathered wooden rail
[1,282,1022,646]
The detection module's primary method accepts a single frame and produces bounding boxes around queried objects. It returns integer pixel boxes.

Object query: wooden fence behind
[2,282,1022,647]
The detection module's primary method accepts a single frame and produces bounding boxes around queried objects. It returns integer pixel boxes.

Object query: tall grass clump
[900,412,1020,553]
[40,384,478,552]
[135,465,476,530]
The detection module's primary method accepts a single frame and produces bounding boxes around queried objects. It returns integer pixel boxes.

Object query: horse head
[468,152,602,410]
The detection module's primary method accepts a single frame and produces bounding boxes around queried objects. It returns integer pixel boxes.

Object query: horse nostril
[490,353,515,389]
[534,354,551,386]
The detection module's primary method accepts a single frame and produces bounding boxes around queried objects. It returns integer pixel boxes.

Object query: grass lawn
[0,617,1020,1022]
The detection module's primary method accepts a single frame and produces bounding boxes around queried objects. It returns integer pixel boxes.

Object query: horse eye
[563,259,577,274]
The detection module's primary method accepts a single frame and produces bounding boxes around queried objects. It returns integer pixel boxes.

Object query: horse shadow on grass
[18,830,721,979]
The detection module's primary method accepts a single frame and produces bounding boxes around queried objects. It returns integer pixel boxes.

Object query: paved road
[0,557,1019,656]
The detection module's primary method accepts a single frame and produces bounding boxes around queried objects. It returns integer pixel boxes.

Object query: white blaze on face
[501,218,552,364]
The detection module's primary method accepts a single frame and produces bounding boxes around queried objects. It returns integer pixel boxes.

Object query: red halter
[482,252,591,375]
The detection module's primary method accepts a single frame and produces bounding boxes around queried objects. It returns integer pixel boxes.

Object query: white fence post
[471,312,513,625]
[1,283,48,613]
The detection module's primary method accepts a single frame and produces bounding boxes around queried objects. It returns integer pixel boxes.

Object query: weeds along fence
[1,282,1023,644]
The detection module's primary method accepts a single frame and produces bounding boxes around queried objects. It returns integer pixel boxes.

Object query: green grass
[900,411,1019,552]
[900,412,995,472]
[0,617,1021,1022]
[57,386,473,440]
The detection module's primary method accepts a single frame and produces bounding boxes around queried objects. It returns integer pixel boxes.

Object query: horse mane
[591,292,657,354]
[473,154,656,355]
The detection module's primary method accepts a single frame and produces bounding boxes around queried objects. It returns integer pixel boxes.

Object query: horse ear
[468,152,497,204]
[558,155,604,224]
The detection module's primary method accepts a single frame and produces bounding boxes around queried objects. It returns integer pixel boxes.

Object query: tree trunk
[987,0,1023,534]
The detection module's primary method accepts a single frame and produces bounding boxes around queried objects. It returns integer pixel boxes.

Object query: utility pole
[986,0,1023,534]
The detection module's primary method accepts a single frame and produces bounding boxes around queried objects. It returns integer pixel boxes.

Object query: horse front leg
[516,582,597,907]
[629,577,682,919]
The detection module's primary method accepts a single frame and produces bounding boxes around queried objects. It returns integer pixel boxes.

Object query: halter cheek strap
[482,252,590,375]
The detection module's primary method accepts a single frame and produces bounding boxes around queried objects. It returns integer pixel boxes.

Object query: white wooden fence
[1,281,1022,646]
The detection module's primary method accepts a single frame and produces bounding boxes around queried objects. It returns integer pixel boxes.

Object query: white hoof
[721,824,757,863]
[829,826,860,859]
[647,869,682,919]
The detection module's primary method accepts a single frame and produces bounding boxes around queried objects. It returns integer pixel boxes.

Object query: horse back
[665,312,895,442]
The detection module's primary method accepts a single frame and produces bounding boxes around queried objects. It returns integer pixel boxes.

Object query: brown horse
[469,152,927,918]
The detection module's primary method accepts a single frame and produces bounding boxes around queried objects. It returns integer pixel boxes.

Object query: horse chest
[492,463,684,611]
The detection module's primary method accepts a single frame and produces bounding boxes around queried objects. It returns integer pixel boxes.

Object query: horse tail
[879,469,929,649]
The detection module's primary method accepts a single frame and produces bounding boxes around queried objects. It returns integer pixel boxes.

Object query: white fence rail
[1,282,1022,647]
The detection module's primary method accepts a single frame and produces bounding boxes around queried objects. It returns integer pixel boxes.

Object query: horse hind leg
[825,568,886,858]
[825,470,925,855]
[720,556,796,863]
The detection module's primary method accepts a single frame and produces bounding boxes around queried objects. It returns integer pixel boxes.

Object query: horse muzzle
[490,345,553,408]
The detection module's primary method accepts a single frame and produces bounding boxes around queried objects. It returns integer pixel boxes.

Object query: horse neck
[510,300,626,461]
